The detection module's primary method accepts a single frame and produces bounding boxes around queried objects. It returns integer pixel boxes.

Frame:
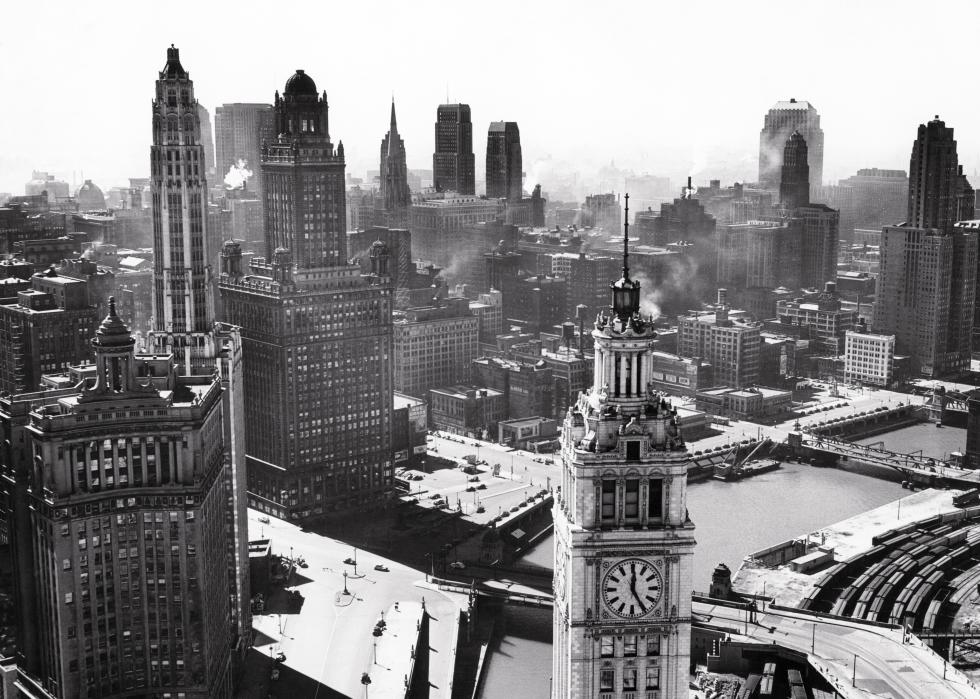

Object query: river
[478,422,966,699]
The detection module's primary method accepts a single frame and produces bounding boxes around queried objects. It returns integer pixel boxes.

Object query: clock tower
[553,195,694,699]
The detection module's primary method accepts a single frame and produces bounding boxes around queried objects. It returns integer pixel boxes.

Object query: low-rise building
[497,416,559,450]
[393,392,428,464]
[427,385,505,437]
[695,386,793,420]
[647,351,713,398]
[844,330,895,387]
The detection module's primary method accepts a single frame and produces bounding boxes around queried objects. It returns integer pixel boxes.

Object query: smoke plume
[224,159,253,190]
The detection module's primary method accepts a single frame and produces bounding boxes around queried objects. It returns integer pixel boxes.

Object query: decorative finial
[108,296,117,316]
[622,193,630,281]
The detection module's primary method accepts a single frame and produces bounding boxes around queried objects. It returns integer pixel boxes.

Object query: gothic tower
[553,195,694,698]
[150,45,215,367]
[380,100,411,225]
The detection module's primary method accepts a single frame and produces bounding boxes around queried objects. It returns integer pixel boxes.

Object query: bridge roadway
[695,600,980,699]
[455,573,980,698]
[801,434,980,486]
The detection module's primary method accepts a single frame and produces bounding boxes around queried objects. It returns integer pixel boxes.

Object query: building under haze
[486,121,522,201]
[379,101,411,227]
[220,69,394,520]
[214,103,274,197]
[759,98,824,196]
[197,103,215,178]
[433,103,475,195]
[874,117,976,377]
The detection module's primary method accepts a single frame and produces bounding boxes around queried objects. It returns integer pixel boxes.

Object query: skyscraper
[779,131,809,209]
[486,121,522,200]
[148,46,251,667]
[197,103,216,178]
[553,199,694,698]
[379,100,411,226]
[873,118,977,377]
[220,69,394,520]
[214,103,275,195]
[759,98,824,194]
[906,116,973,232]
[262,70,347,267]
[150,46,215,367]
[3,300,234,698]
[433,103,475,194]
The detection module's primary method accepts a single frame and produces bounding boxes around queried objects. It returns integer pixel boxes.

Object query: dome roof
[284,69,317,97]
[76,179,106,210]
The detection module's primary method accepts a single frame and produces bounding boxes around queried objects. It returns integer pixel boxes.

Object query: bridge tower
[552,195,695,699]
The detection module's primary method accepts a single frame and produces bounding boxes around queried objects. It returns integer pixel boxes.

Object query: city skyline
[4,1,980,196]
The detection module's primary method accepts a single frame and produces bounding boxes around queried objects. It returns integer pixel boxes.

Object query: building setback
[3,300,234,698]
[759,98,824,195]
[433,104,475,194]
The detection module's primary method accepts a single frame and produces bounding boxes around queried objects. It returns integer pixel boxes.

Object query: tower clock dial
[602,558,663,618]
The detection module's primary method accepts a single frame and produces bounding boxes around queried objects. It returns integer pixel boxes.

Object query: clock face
[602,558,663,618]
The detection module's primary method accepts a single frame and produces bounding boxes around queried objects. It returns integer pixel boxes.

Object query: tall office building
[220,69,394,520]
[149,46,251,666]
[150,46,215,369]
[379,101,411,226]
[197,103,216,178]
[433,104,475,194]
[678,290,761,389]
[3,300,234,698]
[874,118,977,377]
[907,116,973,232]
[759,98,824,195]
[214,103,275,196]
[779,131,809,209]
[486,121,522,200]
[553,204,693,698]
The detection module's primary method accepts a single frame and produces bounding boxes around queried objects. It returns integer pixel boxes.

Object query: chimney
[717,288,727,307]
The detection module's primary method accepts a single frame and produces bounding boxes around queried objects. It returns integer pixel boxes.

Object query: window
[599,669,614,691]
[624,635,637,657]
[601,480,615,524]
[623,668,637,691]
[625,480,639,520]
[600,636,613,657]
[645,666,660,690]
[648,478,663,519]
[646,635,660,656]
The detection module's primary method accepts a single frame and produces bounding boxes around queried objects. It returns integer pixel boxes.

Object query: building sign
[412,445,428,455]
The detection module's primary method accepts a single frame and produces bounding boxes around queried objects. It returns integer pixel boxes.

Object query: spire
[388,100,399,156]
[622,193,630,281]
[390,98,398,134]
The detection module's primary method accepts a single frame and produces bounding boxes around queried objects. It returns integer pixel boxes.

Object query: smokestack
[717,288,727,306]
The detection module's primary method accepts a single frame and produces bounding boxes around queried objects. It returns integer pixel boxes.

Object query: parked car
[374,564,389,572]
[258,516,270,524]
[449,561,466,570]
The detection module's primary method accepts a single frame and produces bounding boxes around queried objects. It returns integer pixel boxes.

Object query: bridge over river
[794,433,980,487]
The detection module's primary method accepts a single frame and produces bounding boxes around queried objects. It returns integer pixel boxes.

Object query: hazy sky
[2,0,979,196]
